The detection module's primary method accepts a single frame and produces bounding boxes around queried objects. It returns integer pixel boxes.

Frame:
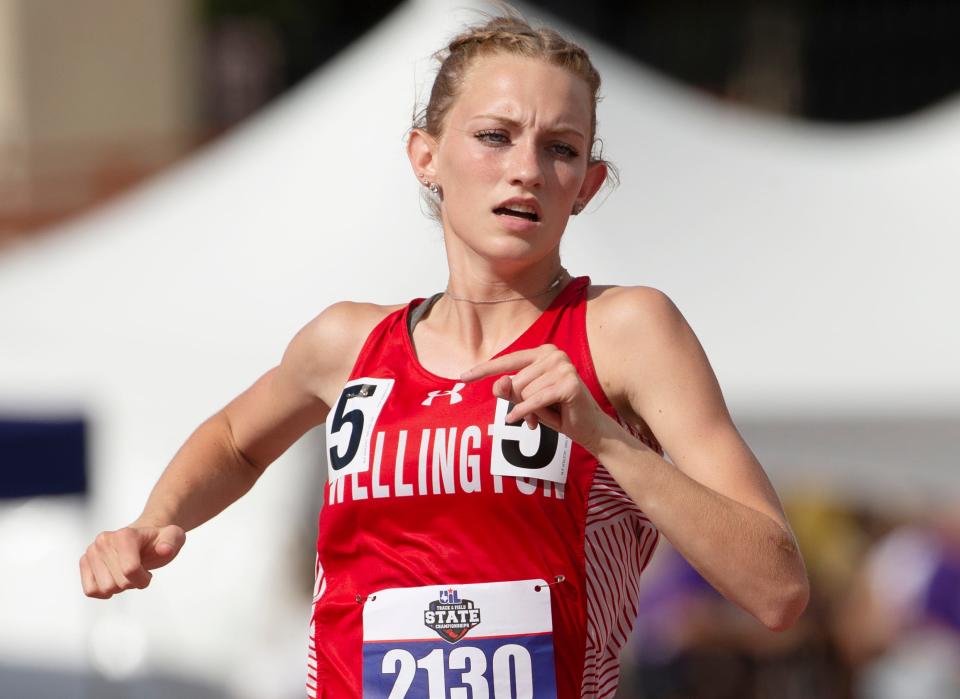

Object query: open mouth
[493,207,540,222]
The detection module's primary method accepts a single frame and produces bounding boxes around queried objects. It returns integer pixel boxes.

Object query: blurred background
[1,0,958,697]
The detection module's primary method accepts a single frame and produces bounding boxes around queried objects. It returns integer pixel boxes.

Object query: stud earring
[420,174,441,196]
[572,201,584,215]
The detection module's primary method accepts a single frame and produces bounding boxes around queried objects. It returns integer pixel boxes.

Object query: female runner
[79,11,809,699]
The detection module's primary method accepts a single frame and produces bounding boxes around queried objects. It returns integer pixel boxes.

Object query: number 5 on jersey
[488,398,572,485]
[326,377,395,482]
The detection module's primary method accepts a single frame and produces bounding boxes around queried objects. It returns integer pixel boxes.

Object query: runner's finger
[513,373,555,409]
[492,375,513,401]
[504,357,551,397]
[508,374,558,428]
[507,386,564,430]
[113,531,153,588]
[97,535,133,592]
[461,348,544,381]
[79,554,105,598]
[88,550,119,598]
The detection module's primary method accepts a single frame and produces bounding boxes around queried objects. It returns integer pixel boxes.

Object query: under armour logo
[422,382,466,406]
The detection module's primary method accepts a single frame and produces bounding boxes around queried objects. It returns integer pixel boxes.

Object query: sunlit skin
[80,51,808,636]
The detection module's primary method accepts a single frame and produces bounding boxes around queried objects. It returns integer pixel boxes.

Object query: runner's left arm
[580,286,809,631]
[462,286,809,631]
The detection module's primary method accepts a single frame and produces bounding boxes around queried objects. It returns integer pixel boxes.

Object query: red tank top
[306,277,661,699]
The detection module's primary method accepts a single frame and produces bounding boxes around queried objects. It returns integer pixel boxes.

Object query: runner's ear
[575,160,607,211]
[407,129,439,184]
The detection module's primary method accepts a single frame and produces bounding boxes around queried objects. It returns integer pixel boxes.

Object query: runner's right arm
[79,301,387,599]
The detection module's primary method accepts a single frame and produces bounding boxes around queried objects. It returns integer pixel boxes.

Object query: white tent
[1,0,957,695]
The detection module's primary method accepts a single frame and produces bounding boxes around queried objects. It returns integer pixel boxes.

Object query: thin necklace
[443,268,569,305]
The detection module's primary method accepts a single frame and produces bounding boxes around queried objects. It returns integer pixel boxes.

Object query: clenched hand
[79,525,186,599]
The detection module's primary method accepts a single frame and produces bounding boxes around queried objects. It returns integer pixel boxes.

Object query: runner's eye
[475,130,510,146]
[551,142,579,158]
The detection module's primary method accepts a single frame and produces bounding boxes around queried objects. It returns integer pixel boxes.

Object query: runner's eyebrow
[470,114,585,140]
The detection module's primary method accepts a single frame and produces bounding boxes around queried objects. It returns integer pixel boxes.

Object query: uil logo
[424,588,481,643]
[422,382,465,407]
[439,588,460,604]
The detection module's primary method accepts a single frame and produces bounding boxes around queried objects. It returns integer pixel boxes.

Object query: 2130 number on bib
[362,580,557,699]
[366,638,549,699]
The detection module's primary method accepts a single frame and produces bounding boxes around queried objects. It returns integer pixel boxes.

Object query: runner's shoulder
[586,283,682,345]
[310,300,406,346]
[282,300,406,393]
[584,284,690,428]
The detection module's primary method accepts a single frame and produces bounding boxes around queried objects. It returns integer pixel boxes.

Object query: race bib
[488,399,571,484]
[325,377,394,482]
[362,579,557,699]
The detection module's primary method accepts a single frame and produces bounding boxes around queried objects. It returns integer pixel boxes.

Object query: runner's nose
[508,138,545,189]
